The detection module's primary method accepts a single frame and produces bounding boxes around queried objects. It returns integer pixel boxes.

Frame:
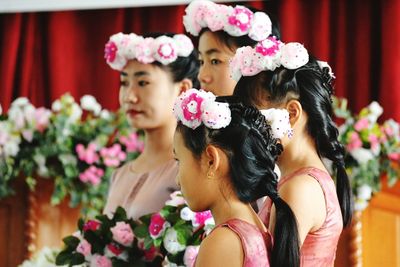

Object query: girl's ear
[286,99,303,127]
[204,144,220,173]
[178,78,193,94]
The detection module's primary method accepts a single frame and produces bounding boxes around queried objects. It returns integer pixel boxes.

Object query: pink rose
[79,166,104,185]
[193,210,212,227]
[76,143,99,164]
[119,132,142,153]
[76,239,91,256]
[388,152,400,161]
[34,107,51,132]
[100,144,126,167]
[149,213,169,239]
[110,222,135,246]
[107,242,124,256]
[83,220,101,232]
[354,118,369,131]
[90,254,112,267]
[368,134,380,152]
[165,191,186,207]
[143,245,159,261]
[104,41,117,63]
[346,132,362,151]
[183,246,200,267]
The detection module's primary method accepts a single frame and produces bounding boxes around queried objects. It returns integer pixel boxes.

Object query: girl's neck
[278,134,326,178]
[131,124,175,172]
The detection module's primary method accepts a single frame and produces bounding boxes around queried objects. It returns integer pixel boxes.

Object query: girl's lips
[127,109,142,117]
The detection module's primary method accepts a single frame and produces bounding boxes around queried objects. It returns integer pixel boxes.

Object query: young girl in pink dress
[102,32,199,220]
[230,38,353,266]
[173,89,300,266]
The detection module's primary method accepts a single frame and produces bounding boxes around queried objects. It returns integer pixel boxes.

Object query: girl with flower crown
[230,38,353,266]
[102,32,199,220]
[173,89,300,266]
[183,0,281,96]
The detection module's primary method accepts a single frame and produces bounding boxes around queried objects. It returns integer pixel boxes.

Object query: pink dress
[103,159,178,220]
[259,167,343,267]
[202,218,272,267]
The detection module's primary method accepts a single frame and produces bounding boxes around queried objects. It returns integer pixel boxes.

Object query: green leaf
[144,236,154,250]
[70,253,85,265]
[134,224,149,239]
[25,176,37,191]
[62,236,80,249]
[55,250,73,265]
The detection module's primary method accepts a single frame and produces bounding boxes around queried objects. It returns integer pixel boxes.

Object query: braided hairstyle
[233,55,354,227]
[176,97,300,267]
[143,32,200,88]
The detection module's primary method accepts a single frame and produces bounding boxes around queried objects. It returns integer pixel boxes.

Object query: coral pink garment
[200,218,272,267]
[259,167,343,267]
[103,159,178,220]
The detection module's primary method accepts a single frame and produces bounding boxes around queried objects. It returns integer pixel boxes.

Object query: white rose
[51,100,62,112]
[354,198,369,211]
[100,110,111,120]
[367,101,383,123]
[357,184,373,201]
[163,228,186,254]
[180,206,195,221]
[8,108,25,130]
[11,97,29,107]
[23,104,36,124]
[80,95,101,115]
[349,148,374,165]
[68,103,82,122]
[22,129,34,142]
[4,136,20,157]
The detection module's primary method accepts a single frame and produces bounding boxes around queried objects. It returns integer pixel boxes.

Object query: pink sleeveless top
[203,218,272,267]
[259,167,343,267]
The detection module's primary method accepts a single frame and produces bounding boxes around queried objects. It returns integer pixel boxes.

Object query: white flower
[68,103,82,123]
[357,184,373,201]
[367,101,383,123]
[162,256,184,267]
[163,228,186,254]
[22,129,34,142]
[354,198,369,211]
[4,136,20,157]
[180,206,195,221]
[8,108,25,130]
[81,95,101,116]
[34,154,49,177]
[51,100,62,112]
[59,154,78,166]
[11,97,29,107]
[23,104,36,124]
[100,110,111,120]
[349,148,374,165]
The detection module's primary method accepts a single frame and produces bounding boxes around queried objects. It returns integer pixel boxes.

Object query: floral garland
[56,191,214,267]
[0,94,143,216]
[333,97,400,210]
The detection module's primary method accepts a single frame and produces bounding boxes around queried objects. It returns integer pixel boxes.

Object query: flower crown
[104,33,194,71]
[229,36,310,81]
[173,89,231,130]
[183,0,272,41]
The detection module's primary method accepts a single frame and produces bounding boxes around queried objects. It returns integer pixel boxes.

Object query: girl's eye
[198,59,204,66]
[211,59,221,65]
[138,80,149,87]
[120,80,128,87]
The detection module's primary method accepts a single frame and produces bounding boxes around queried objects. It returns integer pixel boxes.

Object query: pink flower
[346,132,363,151]
[368,134,380,152]
[165,191,186,207]
[76,239,91,256]
[135,38,155,64]
[34,107,51,132]
[107,242,124,256]
[76,143,99,164]
[149,213,169,239]
[79,166,104,185]
[90,254,112,267]
[100,144,126,167]
[119,133,142,153]
[83,220,101,232]
[143,245,159,261]
[256,36,282,56]
[354,118,370,131]
[388,152,400,161]
[181,92,204,123]
[193,210,212,227]
[110,221,135,246]
[183,246,200,267]
[104,41,117,63]
[228,6,253,32]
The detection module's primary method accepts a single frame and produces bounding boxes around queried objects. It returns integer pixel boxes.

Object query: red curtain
[1,0,399,121]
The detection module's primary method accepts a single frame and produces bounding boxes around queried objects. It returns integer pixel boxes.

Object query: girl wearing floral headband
[231,38,353,266]
[103,32,199,220]
[173,89,300,266]
[183,0,281,96]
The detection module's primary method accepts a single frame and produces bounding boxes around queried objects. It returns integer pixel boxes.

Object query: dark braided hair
[233,55,354,227]
[176,96,300,267]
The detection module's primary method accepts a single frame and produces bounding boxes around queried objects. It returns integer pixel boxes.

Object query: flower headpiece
[260,108,293,139]
[183,0,272,41]
[229,36,310,81]
[173,89,231,130]
[104,33,194,71]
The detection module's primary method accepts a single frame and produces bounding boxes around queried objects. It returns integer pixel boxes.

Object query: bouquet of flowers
[133,191,214,267]
[0,94,143,215]
[56,207,145,267]
[19,247,78,267]
[333,97,400,210]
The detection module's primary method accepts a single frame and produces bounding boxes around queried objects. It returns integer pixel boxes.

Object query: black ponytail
[233,56,354,227]
[177,97,300,266]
